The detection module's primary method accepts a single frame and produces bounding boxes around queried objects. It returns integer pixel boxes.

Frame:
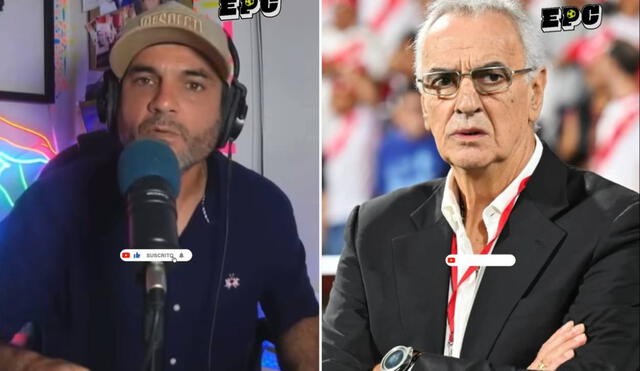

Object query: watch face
[384,349,406,369]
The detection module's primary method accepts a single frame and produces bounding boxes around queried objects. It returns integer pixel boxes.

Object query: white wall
[231,2,320,295]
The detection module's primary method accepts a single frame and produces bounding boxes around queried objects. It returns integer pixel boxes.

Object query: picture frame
[0,0,54,103]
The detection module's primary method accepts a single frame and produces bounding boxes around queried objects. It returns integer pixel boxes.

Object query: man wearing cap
[323,0,638,370]
[0,3,318,371]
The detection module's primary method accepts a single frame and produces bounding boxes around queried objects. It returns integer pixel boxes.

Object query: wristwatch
[380,345,423,371]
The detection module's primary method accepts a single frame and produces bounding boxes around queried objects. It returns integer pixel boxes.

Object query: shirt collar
[441,134,543,234]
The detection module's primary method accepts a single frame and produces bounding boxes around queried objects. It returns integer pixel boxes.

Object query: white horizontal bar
[445,254,516,267]
[120,249,193,263]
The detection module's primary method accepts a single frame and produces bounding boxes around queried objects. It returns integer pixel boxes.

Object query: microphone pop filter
[118,139,181,197]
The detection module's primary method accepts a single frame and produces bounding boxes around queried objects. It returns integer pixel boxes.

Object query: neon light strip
[0,115,53,210]
[17,165,28,191]
[0,184,14,208]
[0,159,9,177]
[0,152,48,165]
[0,115,57,156]
[0,137,52,161]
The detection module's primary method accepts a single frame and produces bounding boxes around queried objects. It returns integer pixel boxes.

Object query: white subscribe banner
[445,254,516,267]
[120,249,193,263]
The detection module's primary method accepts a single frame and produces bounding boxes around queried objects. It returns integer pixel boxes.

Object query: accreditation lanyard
[446,176,531,355]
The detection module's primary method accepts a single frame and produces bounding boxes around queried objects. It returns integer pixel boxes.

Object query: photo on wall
[86,4,137,70]
[121,0,194,13]
[86,0,193,70]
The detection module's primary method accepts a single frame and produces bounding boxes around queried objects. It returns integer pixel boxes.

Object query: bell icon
[179,253,184,259]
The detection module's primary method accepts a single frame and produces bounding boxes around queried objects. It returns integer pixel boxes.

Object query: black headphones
[97,36,248,149]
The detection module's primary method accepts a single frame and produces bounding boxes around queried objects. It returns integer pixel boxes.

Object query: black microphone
[117,139,181,371]
[118,139,181,252]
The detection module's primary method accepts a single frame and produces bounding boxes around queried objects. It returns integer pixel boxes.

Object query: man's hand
[277,316,319,371]
[0,343,89,371]
[369,321,587,371]
[527,321,587,370]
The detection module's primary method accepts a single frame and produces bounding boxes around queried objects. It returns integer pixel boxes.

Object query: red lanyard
[446,176,531,350]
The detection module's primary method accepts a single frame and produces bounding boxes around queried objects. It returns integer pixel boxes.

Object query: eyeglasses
[416,66,536,98]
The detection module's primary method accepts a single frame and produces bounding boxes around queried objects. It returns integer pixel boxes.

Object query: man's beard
[134,115,220,171]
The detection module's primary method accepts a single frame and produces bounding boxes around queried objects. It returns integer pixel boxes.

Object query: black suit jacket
[323,147,639,371]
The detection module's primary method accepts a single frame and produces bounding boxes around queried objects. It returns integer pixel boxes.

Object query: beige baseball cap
[109,1,231,81]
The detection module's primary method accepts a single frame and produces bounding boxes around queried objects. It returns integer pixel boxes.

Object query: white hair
[414,0,544,80]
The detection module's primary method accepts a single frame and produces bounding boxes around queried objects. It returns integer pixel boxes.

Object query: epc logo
[219,0,281,21]
[541,4,603,33]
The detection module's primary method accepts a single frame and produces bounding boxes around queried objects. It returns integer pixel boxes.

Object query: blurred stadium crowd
[321,0,639,255]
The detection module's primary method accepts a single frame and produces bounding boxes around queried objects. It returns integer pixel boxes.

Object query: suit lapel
[392,181,452,354]
[460,197,566,358]
[461,146,570,359]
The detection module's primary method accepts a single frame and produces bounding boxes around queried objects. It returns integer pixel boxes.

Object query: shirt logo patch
[224,273,240,289]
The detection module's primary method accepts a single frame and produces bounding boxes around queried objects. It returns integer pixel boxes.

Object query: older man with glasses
[322,0,639,370]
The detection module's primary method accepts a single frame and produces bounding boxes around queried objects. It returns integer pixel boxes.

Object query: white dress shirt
[441,134,543,358]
